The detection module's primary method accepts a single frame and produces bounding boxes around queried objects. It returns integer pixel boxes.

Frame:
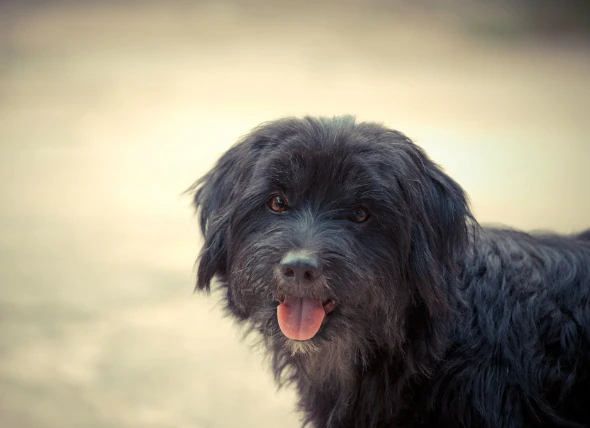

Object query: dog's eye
[350,206,370,223]
[268,195,289,213]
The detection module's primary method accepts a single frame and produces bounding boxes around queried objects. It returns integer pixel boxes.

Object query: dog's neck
[272,304,455,427]
[282,346,427,427]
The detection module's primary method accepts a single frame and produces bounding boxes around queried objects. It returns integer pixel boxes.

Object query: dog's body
[192,116,590,428]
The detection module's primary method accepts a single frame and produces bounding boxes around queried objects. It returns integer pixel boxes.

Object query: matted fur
[191,116,590,428]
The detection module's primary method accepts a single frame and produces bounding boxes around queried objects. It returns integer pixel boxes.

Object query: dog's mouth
[276,296,336,341]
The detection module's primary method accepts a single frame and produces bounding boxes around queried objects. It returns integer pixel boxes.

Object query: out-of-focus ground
[0,1,589,427]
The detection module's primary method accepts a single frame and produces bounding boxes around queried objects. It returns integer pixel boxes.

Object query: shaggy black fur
[191,116,590,428]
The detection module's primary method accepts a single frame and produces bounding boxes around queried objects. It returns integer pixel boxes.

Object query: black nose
[280,251,321,284]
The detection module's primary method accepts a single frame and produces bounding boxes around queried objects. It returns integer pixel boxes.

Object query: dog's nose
[280,251,321,284]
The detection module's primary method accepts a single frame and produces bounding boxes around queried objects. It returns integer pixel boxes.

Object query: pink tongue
[277,296,325,340]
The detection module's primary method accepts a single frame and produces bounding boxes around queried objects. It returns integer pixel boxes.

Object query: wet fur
[192,116,590,427]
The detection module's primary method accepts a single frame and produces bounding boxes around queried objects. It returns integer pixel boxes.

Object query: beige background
[1,1,589,427]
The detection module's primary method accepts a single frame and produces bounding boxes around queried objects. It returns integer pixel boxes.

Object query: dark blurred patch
[1,0,590,38]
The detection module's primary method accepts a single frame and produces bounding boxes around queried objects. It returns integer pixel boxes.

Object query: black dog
[192,116,590,427]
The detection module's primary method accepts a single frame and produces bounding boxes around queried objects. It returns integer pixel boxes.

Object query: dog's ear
[412,160,470,314]
[191,147,241,292]
[191,119,302,291]
[391,139,472,318]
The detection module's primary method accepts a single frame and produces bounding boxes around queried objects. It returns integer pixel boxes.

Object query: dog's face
[193,116,469,357]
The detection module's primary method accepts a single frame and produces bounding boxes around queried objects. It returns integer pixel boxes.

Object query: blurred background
[1,1,589,427]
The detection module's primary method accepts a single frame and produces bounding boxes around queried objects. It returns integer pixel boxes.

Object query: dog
[191,116,590,427]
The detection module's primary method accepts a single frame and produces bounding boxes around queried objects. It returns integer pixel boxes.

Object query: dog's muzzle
[276,250,336,341]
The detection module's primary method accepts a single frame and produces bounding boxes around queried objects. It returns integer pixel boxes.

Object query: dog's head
[192,116,471,357]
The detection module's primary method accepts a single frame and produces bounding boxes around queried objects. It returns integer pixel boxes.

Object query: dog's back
[577,229,590,241]
[432,228,590,427]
